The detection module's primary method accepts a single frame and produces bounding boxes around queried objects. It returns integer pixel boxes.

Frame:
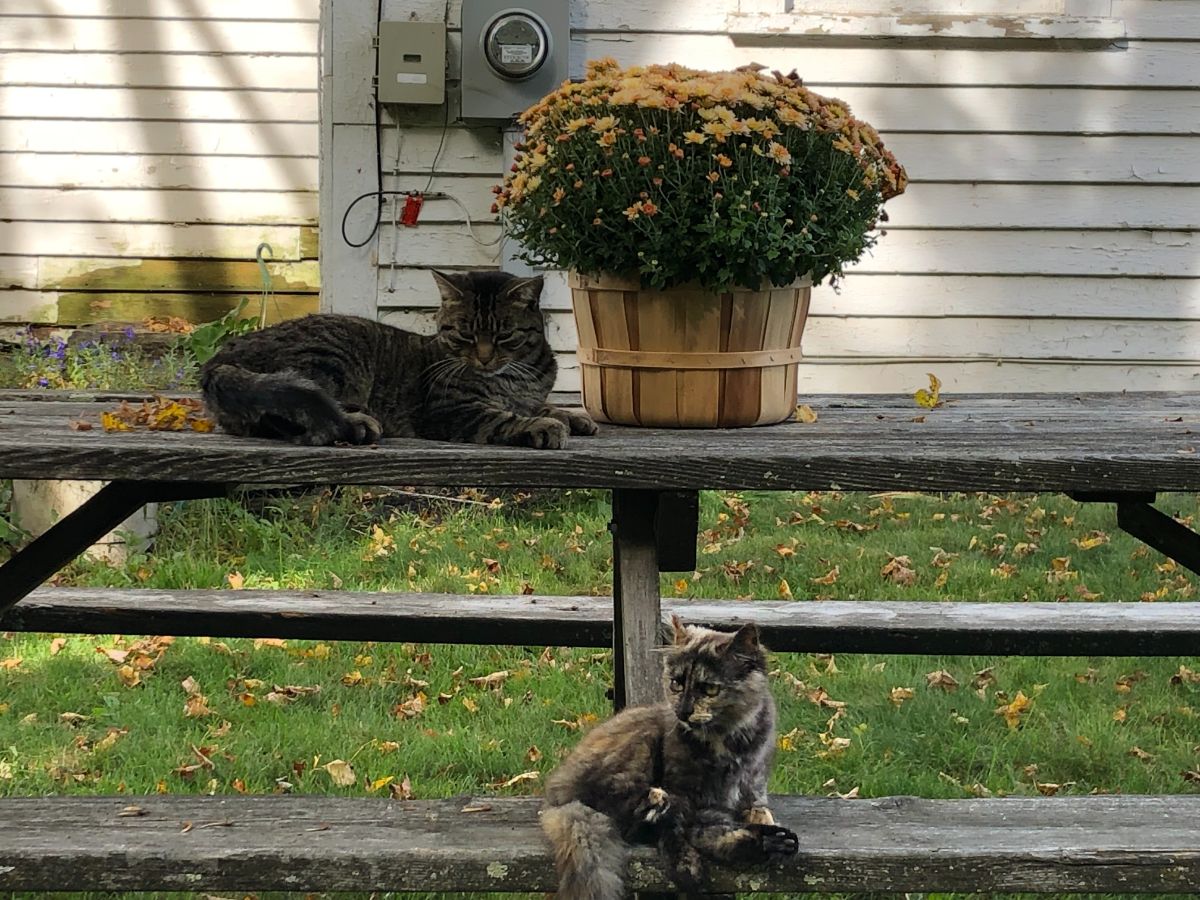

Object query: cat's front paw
[565,409,598,436]
[343,411,382,445]
[516,417,569,450]
[753,823,799,859]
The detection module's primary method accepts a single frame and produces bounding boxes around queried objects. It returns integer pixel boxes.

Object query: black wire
[340,0,454,249]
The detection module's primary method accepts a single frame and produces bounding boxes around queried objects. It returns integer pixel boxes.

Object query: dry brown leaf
[462,697,480,714]
[181,676,201,696]
[49,638,67,656]
[0,657,22,670]
[526,745,543,763]
[925,669,959,691]
[322,759,356,787]
[468,670,509,690]
[253,638,287,650]
[794,404,818,423]
[810,566,839,586]
[184,694,214,718]
[888,687,915,707]
[880,555,917,586]
[492,770,539,790]
[68,418,93,431]
[394,692,426,719]
[116,664,142,688]
[777,578,794,600]
[389,774,414,800]
[994,690,1032,730]
[59,712,90,726]
[1171,665,1200,686]
[225,571,245,590]
[1129,746,1155,762]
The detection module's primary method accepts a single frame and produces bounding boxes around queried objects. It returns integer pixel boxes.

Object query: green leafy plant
[496,59,907,291]
[182,299,259,365]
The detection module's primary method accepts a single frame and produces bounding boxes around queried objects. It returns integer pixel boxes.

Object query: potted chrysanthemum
[495,59,907,428]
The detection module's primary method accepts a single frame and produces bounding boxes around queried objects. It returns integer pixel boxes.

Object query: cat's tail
[540,801,629,900]
[201,363,378,445]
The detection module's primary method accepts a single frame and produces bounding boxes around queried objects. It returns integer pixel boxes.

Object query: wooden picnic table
[3,389,1200,704]
[2,389,1200,893]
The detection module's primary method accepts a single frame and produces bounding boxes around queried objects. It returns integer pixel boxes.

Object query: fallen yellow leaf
[914,372,943,409]
[794,404,818,423]
[323,759,357,787]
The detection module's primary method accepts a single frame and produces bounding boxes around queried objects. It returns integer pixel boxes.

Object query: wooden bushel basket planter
[569,272,812,428]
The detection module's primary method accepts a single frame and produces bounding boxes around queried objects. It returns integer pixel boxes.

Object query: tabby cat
[542,617,798,899]
[200,270,597,447]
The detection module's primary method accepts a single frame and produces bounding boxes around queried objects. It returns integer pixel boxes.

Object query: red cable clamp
[400,193,424,227]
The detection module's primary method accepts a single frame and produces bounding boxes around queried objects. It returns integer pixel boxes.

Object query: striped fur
[200,270,597,447]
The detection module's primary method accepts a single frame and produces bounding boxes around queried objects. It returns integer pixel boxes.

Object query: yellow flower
[714,153,733,168]
[775,106,807,127]
[565,117,589,133]
[846,188,860,200]
[552,186,566,204]
[641,201,659,216]
[591,115,618,132]
[596,130,618,147]
[526,175,542,193]
[767,142,792,166]
[702,121,733,142]
[706,171,720,183]
[623,202,643,220]
[683,131,707,145]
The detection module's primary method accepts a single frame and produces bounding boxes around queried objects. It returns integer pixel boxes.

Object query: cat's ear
[726,623,761,657]
[431,270,466,301]
[669,613,689,646]
[501,274,544,307]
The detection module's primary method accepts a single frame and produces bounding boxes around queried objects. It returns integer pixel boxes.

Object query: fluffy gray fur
[200,270,597,447]
[541,617,798,898]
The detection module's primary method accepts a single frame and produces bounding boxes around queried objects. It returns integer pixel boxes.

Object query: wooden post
[611,490,665,710]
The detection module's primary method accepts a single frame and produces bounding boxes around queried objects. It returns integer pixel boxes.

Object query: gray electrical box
[377,20,446,105]
[461,1,568,122]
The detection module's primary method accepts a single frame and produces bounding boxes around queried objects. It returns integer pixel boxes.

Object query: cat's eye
[699,682,721,697]
[496,333,525,349]
[668,676,685,693]
[441,328,473,346]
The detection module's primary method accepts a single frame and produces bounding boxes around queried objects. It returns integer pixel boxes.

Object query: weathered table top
[2,391,1198,492]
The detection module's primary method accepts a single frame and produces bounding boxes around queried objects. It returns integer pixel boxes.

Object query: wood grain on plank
[1,794,1198,892]
[7,588,1200,657]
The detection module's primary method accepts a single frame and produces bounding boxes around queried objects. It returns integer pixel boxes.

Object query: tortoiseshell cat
[542,617,798,899]
[201,270,597,447]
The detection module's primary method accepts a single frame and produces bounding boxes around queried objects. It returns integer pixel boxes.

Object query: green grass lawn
[2,486,1198,900]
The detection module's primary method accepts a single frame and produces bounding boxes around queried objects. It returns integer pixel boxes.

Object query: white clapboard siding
[2,87,316,122]
[7,121,319,156]
[371,182,1200,231]
[568,35,1200,88]
[380,304,1200,362]
[2,154,318,192]
[3,188,318,226]
[379,226,1200,278]
[0,257,321,292]
[380,129,1200,185]
[0,223,307,261]
[337,0,1200,394]
[0,53,317,91]
[1,0,321,326]
[3,0,317,18]
[380,271,1200,322]
[0,19,318,54]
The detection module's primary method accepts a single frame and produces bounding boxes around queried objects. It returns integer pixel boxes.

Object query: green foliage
[180,298,259,365]
[0,328,197,392]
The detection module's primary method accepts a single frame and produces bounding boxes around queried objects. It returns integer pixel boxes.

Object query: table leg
[611,489,666,711]
[1072,491,1200,576]
[0,481,226,611]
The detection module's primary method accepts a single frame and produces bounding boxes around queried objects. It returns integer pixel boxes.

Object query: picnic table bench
[2,389,1200,893]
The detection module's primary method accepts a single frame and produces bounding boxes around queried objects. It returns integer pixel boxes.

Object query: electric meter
[484,12,549,80]
[461,1,567,122]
